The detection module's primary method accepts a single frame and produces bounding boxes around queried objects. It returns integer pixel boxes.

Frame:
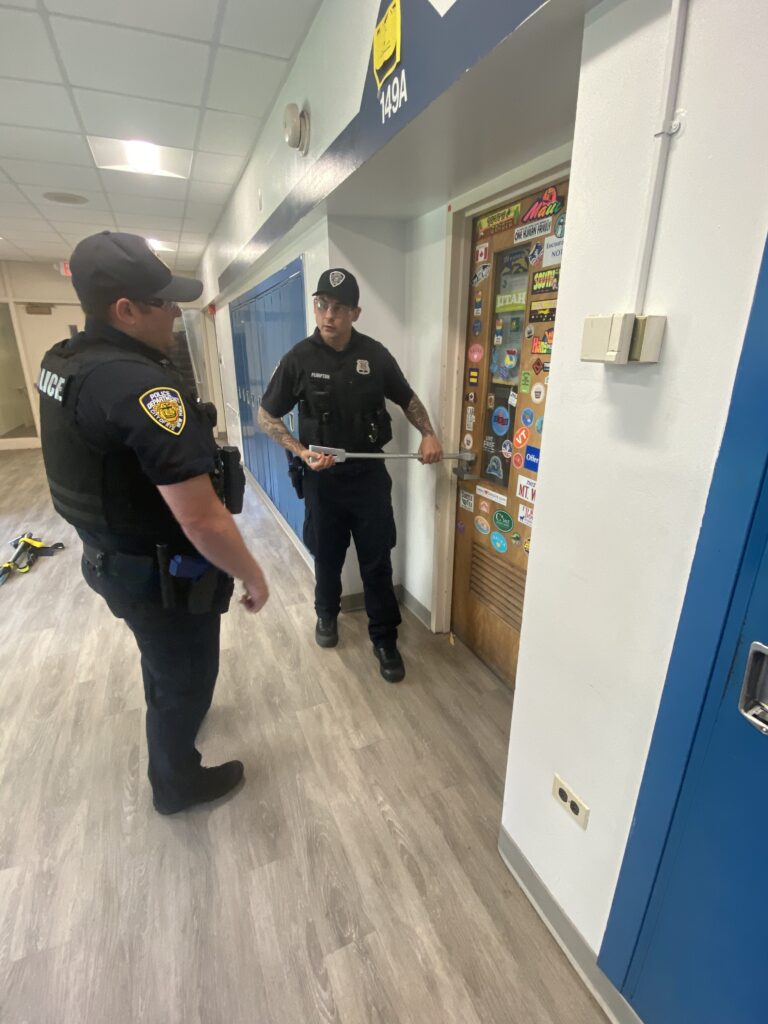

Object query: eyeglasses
[141,297,180,313]
[314,297,350,316]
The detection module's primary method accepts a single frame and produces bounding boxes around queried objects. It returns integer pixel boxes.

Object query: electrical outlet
[552,774,590,831]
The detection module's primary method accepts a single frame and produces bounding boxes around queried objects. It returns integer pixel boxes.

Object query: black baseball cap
[313,268,359,307]
[70,231,203,310]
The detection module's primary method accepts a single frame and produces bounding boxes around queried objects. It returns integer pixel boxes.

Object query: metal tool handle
[309,445,471,462]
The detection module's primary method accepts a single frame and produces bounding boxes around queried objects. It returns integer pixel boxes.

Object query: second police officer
[37,232,269,815]
[258,268,443,682]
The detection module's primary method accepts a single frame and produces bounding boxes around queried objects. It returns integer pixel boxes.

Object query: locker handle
[738,642,768,735]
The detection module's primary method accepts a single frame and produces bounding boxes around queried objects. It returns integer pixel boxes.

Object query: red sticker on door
[468,344,484,363]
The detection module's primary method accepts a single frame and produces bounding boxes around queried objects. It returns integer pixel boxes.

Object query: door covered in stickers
[451,178,567,685]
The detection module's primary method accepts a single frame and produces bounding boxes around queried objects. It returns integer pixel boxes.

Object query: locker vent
[470,542,526,630]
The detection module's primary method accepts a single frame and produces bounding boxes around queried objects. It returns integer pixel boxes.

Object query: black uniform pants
[302,462,401,646]
[82,556,222,805]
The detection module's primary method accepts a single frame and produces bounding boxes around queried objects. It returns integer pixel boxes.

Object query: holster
[214,445,245,514]
[287,451,304,499]
[156,544,233,614]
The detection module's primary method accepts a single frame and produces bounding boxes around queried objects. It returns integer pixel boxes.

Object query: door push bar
[309,445,478,480]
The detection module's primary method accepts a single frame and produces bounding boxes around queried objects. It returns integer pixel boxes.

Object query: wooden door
[451,178,568,685]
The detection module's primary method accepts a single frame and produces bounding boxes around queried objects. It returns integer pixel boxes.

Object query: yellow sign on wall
[373,0,402,91]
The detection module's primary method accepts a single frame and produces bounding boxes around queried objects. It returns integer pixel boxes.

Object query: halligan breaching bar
[309,445,477,478]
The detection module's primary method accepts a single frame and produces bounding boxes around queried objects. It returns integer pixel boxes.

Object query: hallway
[0,451,606,1024]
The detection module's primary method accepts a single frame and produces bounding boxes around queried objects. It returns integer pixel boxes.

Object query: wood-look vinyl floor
[0,450,608,1024]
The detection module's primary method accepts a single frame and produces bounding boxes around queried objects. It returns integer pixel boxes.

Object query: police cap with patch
[313,268,360,307]
[70,231,203,311]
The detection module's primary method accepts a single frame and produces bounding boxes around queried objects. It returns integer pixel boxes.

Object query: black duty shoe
[315,616,339,648]
[153,760,245,815]
[373,644,405,683]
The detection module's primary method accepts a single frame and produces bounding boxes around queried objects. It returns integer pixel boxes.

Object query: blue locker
[229,259,307,543]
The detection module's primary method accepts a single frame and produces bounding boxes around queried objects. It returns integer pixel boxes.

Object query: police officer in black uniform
[38,231,269,814]
[258,268,442,682]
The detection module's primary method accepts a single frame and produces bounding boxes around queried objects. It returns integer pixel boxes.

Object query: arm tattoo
[257,406,304,456]
[404,394,436,437]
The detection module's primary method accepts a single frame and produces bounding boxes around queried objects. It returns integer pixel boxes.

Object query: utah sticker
[139,387,186,435]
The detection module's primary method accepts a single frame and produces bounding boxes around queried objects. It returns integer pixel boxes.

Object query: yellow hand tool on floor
[0,531,65,586]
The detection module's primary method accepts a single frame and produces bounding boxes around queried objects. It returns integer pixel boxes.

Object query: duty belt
[82,542,155,581]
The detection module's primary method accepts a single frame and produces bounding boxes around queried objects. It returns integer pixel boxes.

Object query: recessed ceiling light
[147,238,175,253]
[43,191,89,205]
[88,135,192,179]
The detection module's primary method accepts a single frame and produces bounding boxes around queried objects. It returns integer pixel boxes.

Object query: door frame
[0,263,41,450]
[598,237,768,991]
[431,144,571,631]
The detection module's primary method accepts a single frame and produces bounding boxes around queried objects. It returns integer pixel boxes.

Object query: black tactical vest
[38,333,206,551]
[297,337,393,453]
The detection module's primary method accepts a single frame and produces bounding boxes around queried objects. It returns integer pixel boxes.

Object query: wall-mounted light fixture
[283,103,310,157]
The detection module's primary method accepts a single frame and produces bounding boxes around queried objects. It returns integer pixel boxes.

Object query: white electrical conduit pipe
[631,0,689,315]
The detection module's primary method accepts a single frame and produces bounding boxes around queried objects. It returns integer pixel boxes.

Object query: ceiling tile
[74,90,200,150]
[20,241,70,256]
[0,126,92,166]
[51,18,210,106]
[180,232,210,245]
[0,159,101,191]
[192,152,243,185]
[38,204,116,224]
[99,169,188,201]
[49,218,117,234]
[198,109,260,157]
[0,80,79,131]
[2,230,64,245]
[22,185,110,211]
[178,242,205,257]
[0,201,40,218]
[142,233,180,247]
[109,194,185,218]
[0,9,62,82]
[0,182,29,204]
[116,213,184,231]
[183,202,220,228]
[188,180,232,204]
[207,48,286,118]
[45,0,220,41]
[220,0,323,59]
[183,219,219,235]
[0,240,31,261]
[0,217,51,233]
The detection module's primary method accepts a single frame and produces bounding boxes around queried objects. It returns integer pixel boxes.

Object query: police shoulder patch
[139,387,186,435]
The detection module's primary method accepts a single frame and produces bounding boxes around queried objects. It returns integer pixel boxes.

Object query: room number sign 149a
[379,69,408,124]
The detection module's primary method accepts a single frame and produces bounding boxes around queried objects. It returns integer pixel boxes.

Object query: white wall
[402,207,450,612]
[3,261,79,304]
[501,0,768,952]
[200,0,380,303]
[328,216,409,595]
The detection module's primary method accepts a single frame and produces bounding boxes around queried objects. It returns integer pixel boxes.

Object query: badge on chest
[356,359,370,375]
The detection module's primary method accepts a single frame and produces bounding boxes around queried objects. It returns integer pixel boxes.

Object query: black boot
[153,760,245,815]
[315,616,338,648]
[373,643,405,683]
